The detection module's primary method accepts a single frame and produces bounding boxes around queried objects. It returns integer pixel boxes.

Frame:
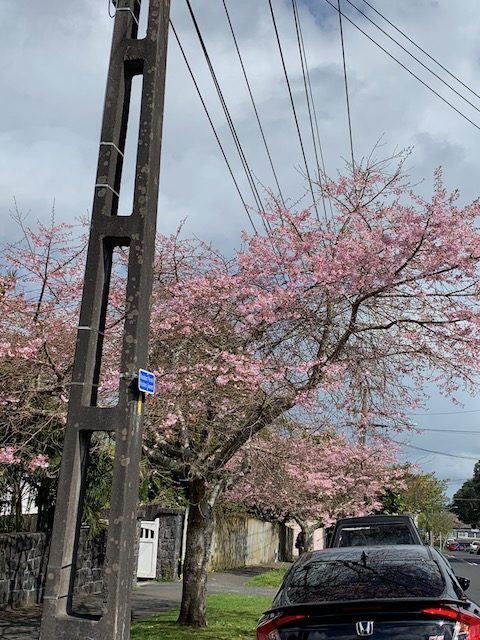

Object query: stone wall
[73,527,107,595]
[0,528,107,609]
[0,532,49,609]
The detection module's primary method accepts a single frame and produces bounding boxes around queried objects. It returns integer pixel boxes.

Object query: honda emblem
[356,621,374,636]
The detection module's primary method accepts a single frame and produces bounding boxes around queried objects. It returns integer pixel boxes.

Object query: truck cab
[328,515,423,548]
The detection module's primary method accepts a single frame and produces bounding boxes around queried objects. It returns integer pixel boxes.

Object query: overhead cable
[169,21,259,234]
[294,0,334,220]
[344,0,480,118]
[336,0,356,169]
[410,409,480,416]
[185,0,268,225]
[322,0,480,132]
[390,439,480,461]
[360,0,480,103]
[291,0,329,219]
[222,0,286,209]
[267,0,319,219]
[415,428,480,434]
[363,422,480,434]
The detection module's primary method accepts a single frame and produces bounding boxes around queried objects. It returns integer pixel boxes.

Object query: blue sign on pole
[138,369,155,394]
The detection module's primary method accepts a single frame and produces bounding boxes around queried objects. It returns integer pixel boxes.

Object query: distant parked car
[470,541,480,554]
[328,515,423,547]
[457,541,471,552]
[448,541,459,551]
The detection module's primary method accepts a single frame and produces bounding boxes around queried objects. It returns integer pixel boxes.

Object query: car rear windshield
[286,557,444,603]
[337,524,415,546]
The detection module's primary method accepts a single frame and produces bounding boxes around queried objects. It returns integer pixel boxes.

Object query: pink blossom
[0,447,18,465]
[28,454,49,471]
[162,413,178,428]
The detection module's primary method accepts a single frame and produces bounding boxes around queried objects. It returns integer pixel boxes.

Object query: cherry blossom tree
[144,156,480,626]
[4,155,480,628]
[0,210,86,528]
[225,428,405,551]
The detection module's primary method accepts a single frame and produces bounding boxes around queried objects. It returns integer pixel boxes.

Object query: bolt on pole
[39,1,170,638]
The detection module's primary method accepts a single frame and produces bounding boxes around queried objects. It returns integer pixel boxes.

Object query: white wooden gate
[137,519,160,579]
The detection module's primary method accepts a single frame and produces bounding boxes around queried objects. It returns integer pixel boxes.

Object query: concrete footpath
[0,565,284,640]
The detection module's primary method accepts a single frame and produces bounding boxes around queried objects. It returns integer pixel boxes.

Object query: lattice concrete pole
[39,1,170,638]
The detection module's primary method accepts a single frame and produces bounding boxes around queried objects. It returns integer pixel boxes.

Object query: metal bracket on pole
[39,1,170,638]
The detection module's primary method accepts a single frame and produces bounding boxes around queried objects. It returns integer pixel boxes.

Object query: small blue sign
[138,369,155,394]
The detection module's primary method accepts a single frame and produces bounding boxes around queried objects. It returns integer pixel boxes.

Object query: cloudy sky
[3,0,480,495]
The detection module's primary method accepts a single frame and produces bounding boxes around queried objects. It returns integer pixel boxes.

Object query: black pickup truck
[328,514,424,547]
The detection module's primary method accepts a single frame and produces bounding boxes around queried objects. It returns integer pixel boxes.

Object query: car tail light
[423,607,480,639]
[256,612,308,640]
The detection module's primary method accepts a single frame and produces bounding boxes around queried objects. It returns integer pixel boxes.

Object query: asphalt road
[445,550,480,605]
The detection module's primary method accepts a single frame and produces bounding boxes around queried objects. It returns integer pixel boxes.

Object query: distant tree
[428,510,458,547]
[452,463,480,527]
[378,488,406,515]
[402,472,448,520]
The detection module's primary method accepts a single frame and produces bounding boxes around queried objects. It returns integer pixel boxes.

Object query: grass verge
[245,568,287,588]
[131,593,272,640]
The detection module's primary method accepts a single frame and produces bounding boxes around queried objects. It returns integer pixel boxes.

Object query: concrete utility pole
[39,1,170,638]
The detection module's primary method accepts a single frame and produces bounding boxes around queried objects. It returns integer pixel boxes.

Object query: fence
[209,513,293,571]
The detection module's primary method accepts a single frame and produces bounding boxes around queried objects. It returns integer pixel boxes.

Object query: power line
[359,0,480,103]
[322,0,480,132]
[185,0,268,223]
[367,422,479,433]
[344,0,480,118]
[415,428,480,434]
[336,0,355,168]
[291,0,329,219]
[294,0,334,220]
[292,0,322,181]
[410,409,480,416]
[169,21,259,234]
[267,0,319,218]
[222,0,286,209]
[391,439,480,461]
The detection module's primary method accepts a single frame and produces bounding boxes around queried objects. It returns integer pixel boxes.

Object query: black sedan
[256,545,480,639]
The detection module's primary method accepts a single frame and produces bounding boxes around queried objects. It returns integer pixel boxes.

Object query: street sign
[138,369,155,394]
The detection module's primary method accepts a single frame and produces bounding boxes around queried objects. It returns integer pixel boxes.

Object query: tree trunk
[304,527,314,553]
[177,478,216,627]
[12,475,23,532]
[36,477,56,531]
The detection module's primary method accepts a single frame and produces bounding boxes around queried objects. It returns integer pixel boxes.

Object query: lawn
[131,593,272,640]
[245,567,287,588]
